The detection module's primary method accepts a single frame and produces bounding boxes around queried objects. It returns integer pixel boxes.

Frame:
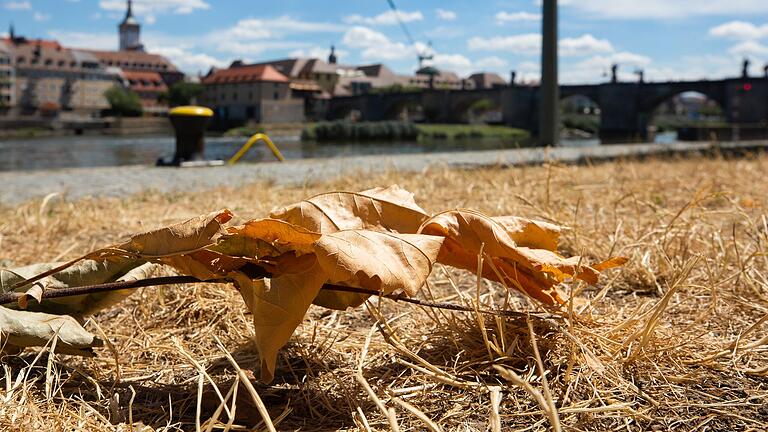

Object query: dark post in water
[539,0,559,146]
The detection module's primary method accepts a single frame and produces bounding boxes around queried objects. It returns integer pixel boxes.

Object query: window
[273,91,279,100]
[233,92,237,101]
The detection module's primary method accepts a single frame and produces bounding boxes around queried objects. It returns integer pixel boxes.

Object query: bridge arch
[379,93,425,121]
[644,90,726,141]
[639,82,727,116]
[560,94,602,140]
[449,91,503,124]
[327,99,362,121]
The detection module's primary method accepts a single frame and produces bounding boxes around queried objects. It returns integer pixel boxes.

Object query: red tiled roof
[123,70,167,92]
[87,49,178,72]
[203,64,289,84]
[2,37,63,50]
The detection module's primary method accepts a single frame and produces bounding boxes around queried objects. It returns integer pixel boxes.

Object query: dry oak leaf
[419,210,626,306]
[236,230,443,382]
[3,209,234,318]
[98,209,233,259]
[1,258,147,318]
[0,307,102,356]
[167,219,324,281]
[312,230,444,310]
[269,185,428,234]
[215,219,322,261]
[234,256,327,384]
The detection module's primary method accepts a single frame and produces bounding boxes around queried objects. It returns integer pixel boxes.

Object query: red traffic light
[743,83,753,91]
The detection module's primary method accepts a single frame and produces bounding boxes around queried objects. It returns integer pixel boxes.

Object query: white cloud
[98,0,209,17]
[475,56,508,71]
[468,33,541,55]
[202,16,344,56]
[430,53,473,76]
[342,26,415,61]
[344,10,423,26]
[225,16,344,40]
[150,46,226,73]
[48,30,117,50]
[728,40,768,57]
[289,46,349,60]
[3,1,30,10]
[561,0,768,19]
[468,33,613,57]
[436,9,457,21]
[33,12,50,21]
[561,51,652,83]
[709,21,768,40]
[495,11,541,24]
[559,34,614,56]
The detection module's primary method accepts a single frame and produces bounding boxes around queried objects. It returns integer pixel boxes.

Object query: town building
[2,35,117,117]
[86,49,182,112]
[85,0,182,111]
[0,1,183,116]
[467,72,507,90]
[200,63,303,124]
[0,39,13,112]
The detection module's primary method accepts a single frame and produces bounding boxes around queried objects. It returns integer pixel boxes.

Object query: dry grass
[1,153,767,431]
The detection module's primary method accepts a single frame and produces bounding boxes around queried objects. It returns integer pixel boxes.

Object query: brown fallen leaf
[100,209,233,259]
[214,218,321,261]
[0,307,102,356]
[234,257,327,384]
[1,258,146,317]
[313,231,444,310]
[420,210,624,306]
[270,185,428,234]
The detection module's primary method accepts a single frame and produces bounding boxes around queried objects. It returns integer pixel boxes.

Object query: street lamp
[539,0,559,146]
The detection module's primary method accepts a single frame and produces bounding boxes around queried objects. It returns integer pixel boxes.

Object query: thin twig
[1,276,560,320]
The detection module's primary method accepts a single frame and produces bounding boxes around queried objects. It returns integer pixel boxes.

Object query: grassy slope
[1,154,767,430]
[416,123,529,140]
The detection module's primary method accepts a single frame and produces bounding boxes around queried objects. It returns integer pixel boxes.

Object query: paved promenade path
[2,140,766,205]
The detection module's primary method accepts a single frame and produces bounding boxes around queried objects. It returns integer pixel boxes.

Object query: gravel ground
[2,140,765,205]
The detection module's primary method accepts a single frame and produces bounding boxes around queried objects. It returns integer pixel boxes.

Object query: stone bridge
[325,77,768,142]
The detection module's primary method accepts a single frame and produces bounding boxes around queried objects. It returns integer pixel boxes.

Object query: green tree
[159,82,204,107]
[105,86,143,117]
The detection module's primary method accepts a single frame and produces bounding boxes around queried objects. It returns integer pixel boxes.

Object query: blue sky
[3,0,768,83]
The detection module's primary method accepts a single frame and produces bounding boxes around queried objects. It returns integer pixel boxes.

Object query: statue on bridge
[634,69,644,83]
[764,64,768,79]
[611,64,618,83]
[510,71,516,87]
[742,58,750,78]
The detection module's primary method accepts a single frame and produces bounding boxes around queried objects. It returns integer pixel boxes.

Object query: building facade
[2,37,117,116]
[200,63,303,123]
[0,1,182,117]
[0,40,13,111]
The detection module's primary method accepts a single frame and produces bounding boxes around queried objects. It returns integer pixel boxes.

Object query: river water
[0,132,677,172]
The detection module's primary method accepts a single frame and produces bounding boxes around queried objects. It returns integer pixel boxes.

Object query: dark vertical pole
[539,0,559,146]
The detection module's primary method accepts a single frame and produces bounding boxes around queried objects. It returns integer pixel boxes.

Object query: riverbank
[2,155,766,430]
[2,139,766,205]
[301,121,531,142]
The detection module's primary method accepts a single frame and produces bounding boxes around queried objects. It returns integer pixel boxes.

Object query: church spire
[118,0,143,51]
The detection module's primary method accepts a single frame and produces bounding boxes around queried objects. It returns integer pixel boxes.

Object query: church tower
[119,0,144,51]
